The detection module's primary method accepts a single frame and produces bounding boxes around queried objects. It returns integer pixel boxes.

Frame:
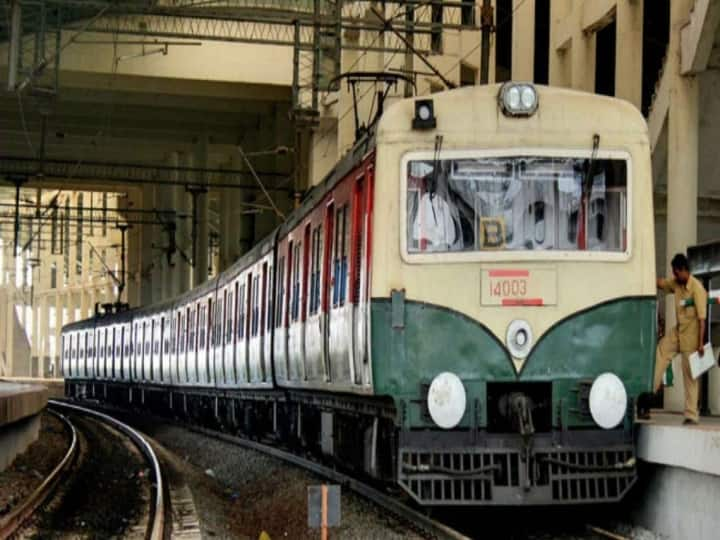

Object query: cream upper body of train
[64,83,656,505]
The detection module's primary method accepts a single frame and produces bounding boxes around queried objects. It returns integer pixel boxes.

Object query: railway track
[58,398,468,540]
[0,409,77,539]
[184,423,470,540]
[47,400,166,539]
[0,401,167,539]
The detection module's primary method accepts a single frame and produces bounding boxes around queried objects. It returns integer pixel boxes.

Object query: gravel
[0,412,68,518]
[131,420,424,540]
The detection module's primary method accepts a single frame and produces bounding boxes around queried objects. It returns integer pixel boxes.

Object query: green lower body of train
[371,294,656,505]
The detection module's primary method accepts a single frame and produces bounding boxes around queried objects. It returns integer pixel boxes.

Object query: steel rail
[186,424,469,540]
[0,409,78,538]
[55,398,466,539]
[48,400,166,540]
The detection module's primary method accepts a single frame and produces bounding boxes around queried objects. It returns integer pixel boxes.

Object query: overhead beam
[681,0,720,75]
[0,155,294,192]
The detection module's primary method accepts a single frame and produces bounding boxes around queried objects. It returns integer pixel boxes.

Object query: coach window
[276,257,286,328]
[291,242,302,321]
[309,226,323,315]
[189,309,196,352]
[226,290,234,344]
[237,281,246,340]
[199,305,206,349]
[333,205,349,306]
[266,266,274,332]
[251,274,260,336]
[180,313,186,353]
[405,155,629,256]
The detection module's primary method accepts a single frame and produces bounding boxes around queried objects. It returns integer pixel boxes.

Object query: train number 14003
[489,279,527,297]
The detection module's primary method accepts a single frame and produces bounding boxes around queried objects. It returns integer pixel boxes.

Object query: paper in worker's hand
[689,343,715,379]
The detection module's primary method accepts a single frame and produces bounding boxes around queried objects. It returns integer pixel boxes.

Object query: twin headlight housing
[498,82,538,117]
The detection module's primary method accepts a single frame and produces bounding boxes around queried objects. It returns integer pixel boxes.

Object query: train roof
[377,83,649,145]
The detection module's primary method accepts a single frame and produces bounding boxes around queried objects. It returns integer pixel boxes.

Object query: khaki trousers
[654,327,699,422]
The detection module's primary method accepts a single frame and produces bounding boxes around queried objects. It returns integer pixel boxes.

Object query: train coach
[63,82,656,506]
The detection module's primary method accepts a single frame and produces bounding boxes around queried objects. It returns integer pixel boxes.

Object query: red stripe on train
[501,298,544,306]
[488,269,530,277]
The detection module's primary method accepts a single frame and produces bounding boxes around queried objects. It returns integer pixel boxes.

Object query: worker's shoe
[682,418,699,426]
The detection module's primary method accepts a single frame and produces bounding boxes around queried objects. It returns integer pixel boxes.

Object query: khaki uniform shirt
[661,275,708,352]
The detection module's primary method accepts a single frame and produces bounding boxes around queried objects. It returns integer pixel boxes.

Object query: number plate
[481,268,557,306]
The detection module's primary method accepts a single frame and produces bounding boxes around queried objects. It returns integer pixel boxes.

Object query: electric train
[63,82,655,505]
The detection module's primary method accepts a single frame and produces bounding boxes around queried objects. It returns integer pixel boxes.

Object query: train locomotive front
[369,83,656,505]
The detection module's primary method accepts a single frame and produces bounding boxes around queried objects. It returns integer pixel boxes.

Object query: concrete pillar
[5,293,15,375]
[162,152,179,300]
[193,135,209,287]
[512,0,535,81]
[615,0,643,108]
[31,299,39,375]
[124,188,142,308]
[54,292,61,377]
[664,0,699,413]
[140,184,155,305]
[571,7,595,93]
[40,295,49,376]
[173,152,191,297]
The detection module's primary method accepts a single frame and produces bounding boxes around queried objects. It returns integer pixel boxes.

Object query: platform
[0,382,48,471]
[636,411,720,476]
[1,377,65,399]
[632,411,720,540]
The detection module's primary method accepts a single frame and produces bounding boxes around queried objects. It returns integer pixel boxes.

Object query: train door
[98,327,106,379]
[121,324,128,381]
[248,271,260,382]
[304,222,324,382]
[263,261,273,383]
[222,285,235,385]
[197,301,206,385]
[321,204,335,382]
[260,261,269,381]
[76,332,84,379]
[349,174,367,385]
[143,319,151,382]
[175,309,184,385]
[111,325,118,380]
[133,320,142,382]
[200,299,210,385]
[282,240,298,381]
[213,292,224,386]
[273,253,288,382]
[235,277,248,384]
[67,332,74,378]
[288,237,308,381]
[87,331,94,379]
[187,306,197,383]
[153,316,160,383]
[161,315,168,384]
[67,333,74,378]
[327,202,353,384]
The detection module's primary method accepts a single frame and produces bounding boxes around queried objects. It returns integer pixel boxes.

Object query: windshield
[406,156,628,254]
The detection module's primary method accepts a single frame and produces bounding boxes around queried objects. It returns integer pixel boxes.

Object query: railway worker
[653,253,708,425]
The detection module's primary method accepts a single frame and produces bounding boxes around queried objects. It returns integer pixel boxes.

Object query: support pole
[480,0,493,84]
[7,1,21,92]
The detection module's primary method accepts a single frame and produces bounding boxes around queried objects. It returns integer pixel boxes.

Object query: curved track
[0,409,78,538]
[47,400,166,539]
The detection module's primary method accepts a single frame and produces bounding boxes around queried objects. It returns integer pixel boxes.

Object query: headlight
[589,373,628,429]
[499,82,538,117]
[506,319,533,359]
[427,372,466,429]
